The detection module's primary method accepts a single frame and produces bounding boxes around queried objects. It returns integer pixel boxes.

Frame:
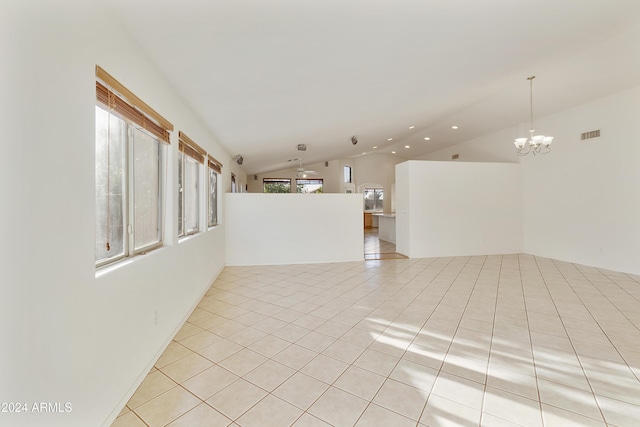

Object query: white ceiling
[109,0,640,175]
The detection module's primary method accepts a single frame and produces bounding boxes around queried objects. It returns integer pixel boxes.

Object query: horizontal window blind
[96,66,173,139]
[208,155,222,174]
[178,131,206,164]
[96,80,171,144]
[263,178,291,184]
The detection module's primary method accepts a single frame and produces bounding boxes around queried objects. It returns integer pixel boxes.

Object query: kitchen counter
[374,213,396,243]
[372,212,396,218]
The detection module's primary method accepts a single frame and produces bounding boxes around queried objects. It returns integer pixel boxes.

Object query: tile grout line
[545,257,630,423]
[116,257,640,427]
[479,254,505,427]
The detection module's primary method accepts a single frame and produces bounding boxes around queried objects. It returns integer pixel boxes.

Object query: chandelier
[514,76,553,156]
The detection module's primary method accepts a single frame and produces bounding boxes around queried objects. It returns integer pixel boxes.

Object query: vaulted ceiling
[109,0,640,175]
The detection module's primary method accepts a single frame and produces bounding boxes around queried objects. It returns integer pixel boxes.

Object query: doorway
[364,228,406,260]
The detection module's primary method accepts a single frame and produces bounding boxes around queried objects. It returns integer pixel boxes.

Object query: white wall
[2,3,637,426]
[229,163,248,193]
[247,155,403,218]
[417,128,519,163]
[396,161,523,258]
[395,164,412,255]
[354,153,402,212]
[522,86,640,275]
[423,85,640,275]
[225,194,363,265]
[0,3,239,426]
[247,160,341,193]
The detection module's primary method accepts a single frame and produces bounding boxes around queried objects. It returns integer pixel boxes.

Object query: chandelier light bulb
[514,138,528,149]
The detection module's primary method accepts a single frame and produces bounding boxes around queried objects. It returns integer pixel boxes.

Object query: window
[178,155,199,235]
[95,67,173,267]
[178,132,206,237]
[263,178,291,193]
[364,188,384,211]
[296,179,323,193]
[344,166,352,183]
[207,155,222,227]
[95,106,127,264]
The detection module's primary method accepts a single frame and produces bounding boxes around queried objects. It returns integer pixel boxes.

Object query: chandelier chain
[528,76,535,133]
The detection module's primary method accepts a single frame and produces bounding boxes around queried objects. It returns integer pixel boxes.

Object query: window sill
[95,246,166,278]
[178,232,202,243]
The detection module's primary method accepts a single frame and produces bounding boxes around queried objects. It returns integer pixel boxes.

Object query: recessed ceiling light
[391,151,396,154]
[424,137,430,141]
[373,146,378,149]
[452,125,459,130]
[405,145,410,149]
[409,126,415,129]
[387,138,393,141]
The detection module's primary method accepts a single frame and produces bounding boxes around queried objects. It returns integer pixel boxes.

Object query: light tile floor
[112,254,640,427]
[364,229,407,260]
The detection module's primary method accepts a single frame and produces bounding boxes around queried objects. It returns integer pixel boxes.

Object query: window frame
[178,152,201,238]
[296,178,324,193]
[131,126,165,254]
[95,106,166,268]
[344,166,352,183]
[207,160,220,228]
[95,67,173,269]
[363,188,384,211]
[178,131,207,239]
[263,178,292,193]
[231,173,237,193]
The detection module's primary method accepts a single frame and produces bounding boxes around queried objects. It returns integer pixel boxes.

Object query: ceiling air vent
[297,144,307,151]
[581,129,600,140]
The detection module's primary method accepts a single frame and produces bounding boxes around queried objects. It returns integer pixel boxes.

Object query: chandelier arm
[517,144,532,156]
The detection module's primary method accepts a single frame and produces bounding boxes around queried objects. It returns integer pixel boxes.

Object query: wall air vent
[581,130,600,140]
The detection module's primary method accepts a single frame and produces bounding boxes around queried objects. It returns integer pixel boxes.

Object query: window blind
[96,66,173,143]
[178,131,206,164]
[96,80,171,144]
[208,155,222,174]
